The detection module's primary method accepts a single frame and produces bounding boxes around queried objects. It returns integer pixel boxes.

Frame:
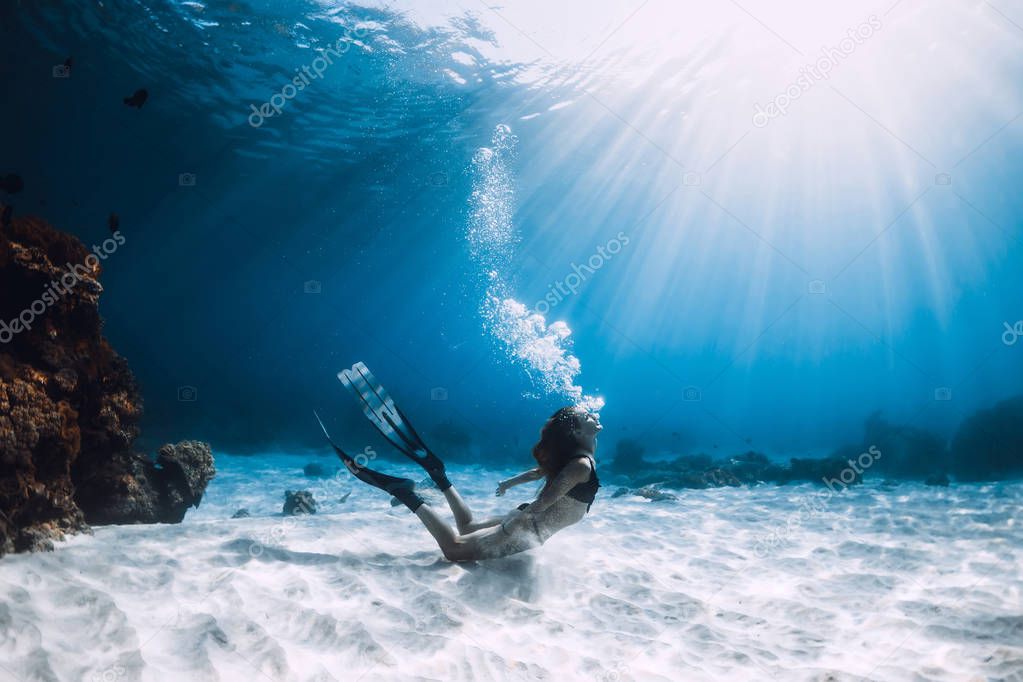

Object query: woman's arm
[521,457,591,513]
[495,467,544,496]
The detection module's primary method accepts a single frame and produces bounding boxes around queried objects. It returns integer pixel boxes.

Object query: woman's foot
[342,452,424,512]
[314,412,424,512]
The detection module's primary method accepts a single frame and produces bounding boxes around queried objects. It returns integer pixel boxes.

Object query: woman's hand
[495,480,510,497]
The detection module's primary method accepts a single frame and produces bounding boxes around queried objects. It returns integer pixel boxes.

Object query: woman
[318,367,601,561]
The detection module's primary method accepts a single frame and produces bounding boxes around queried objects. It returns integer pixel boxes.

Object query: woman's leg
[414,505,535,562]
[442,486,502,534]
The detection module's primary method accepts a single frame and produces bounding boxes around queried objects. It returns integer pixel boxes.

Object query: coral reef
[0,209,213,557]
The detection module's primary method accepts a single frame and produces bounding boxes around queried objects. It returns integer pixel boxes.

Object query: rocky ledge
[0,207,215,557]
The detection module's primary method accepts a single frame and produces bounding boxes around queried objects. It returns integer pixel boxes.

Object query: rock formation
[0,208,214,557]
[283,490,317,515]
[950,395,1023,481]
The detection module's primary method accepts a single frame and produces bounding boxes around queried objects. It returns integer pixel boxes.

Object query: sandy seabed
[1,454,1021,682]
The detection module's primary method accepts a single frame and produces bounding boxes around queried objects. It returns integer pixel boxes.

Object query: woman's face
[576,411,602,448]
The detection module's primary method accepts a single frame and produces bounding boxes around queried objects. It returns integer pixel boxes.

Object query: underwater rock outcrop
[283,490,317,515]
[606,438,649,477]
[611,486,679,502]
[0,209,214,556]
[860,411,949,477]
[610,445,863,491]
[73,441,215,525]
[950,395,1023,481]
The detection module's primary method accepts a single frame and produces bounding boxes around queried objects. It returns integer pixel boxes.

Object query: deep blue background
[3,0,1021,462]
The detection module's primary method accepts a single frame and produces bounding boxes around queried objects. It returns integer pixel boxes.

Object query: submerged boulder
[950,395,1023,481]
[303,462,337,477]
[73,441,215,525]
[0,210,213,556]
[284,490,317,515]
[611,486,678,502]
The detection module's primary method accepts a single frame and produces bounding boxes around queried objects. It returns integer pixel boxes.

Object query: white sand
[1,454,1021,682]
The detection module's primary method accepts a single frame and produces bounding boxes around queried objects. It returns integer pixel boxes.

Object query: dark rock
[721,450,777,484]
[73,441,215,524]
[0,213,211,557]
[950,395,1023,481]
[610,486,677,501]
[924,473,950,487]
[284,490,316,515]
[303,462,339,478]
[862,412,948,477]
[607,438,648,476]
[231,508,250,519]
[785,457,863,488]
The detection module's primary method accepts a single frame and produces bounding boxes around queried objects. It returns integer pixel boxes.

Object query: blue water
[4,0,1023,463]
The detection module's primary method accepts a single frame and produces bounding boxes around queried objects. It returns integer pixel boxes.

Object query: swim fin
[313,411,424,512]
[336,363,452,491]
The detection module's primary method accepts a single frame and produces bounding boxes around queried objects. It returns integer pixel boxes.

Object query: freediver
[316,362,601,562]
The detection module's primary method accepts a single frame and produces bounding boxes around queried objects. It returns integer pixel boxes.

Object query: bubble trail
[468,124,604,413]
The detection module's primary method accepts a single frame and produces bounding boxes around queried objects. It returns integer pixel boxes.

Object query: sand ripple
[0,457,1021,681]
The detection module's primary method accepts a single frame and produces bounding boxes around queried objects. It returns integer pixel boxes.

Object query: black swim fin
[313,411,423,512]
[336,363,451,491]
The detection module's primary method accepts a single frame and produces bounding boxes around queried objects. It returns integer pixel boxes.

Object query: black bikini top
[565,455,600,511]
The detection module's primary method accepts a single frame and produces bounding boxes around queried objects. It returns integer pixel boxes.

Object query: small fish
[108,212,120,233]
[1,204,12,228]
[0,173,23,194]
[123,88,148,108]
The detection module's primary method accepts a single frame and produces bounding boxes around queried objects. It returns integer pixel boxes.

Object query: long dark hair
[531,406,590,477]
